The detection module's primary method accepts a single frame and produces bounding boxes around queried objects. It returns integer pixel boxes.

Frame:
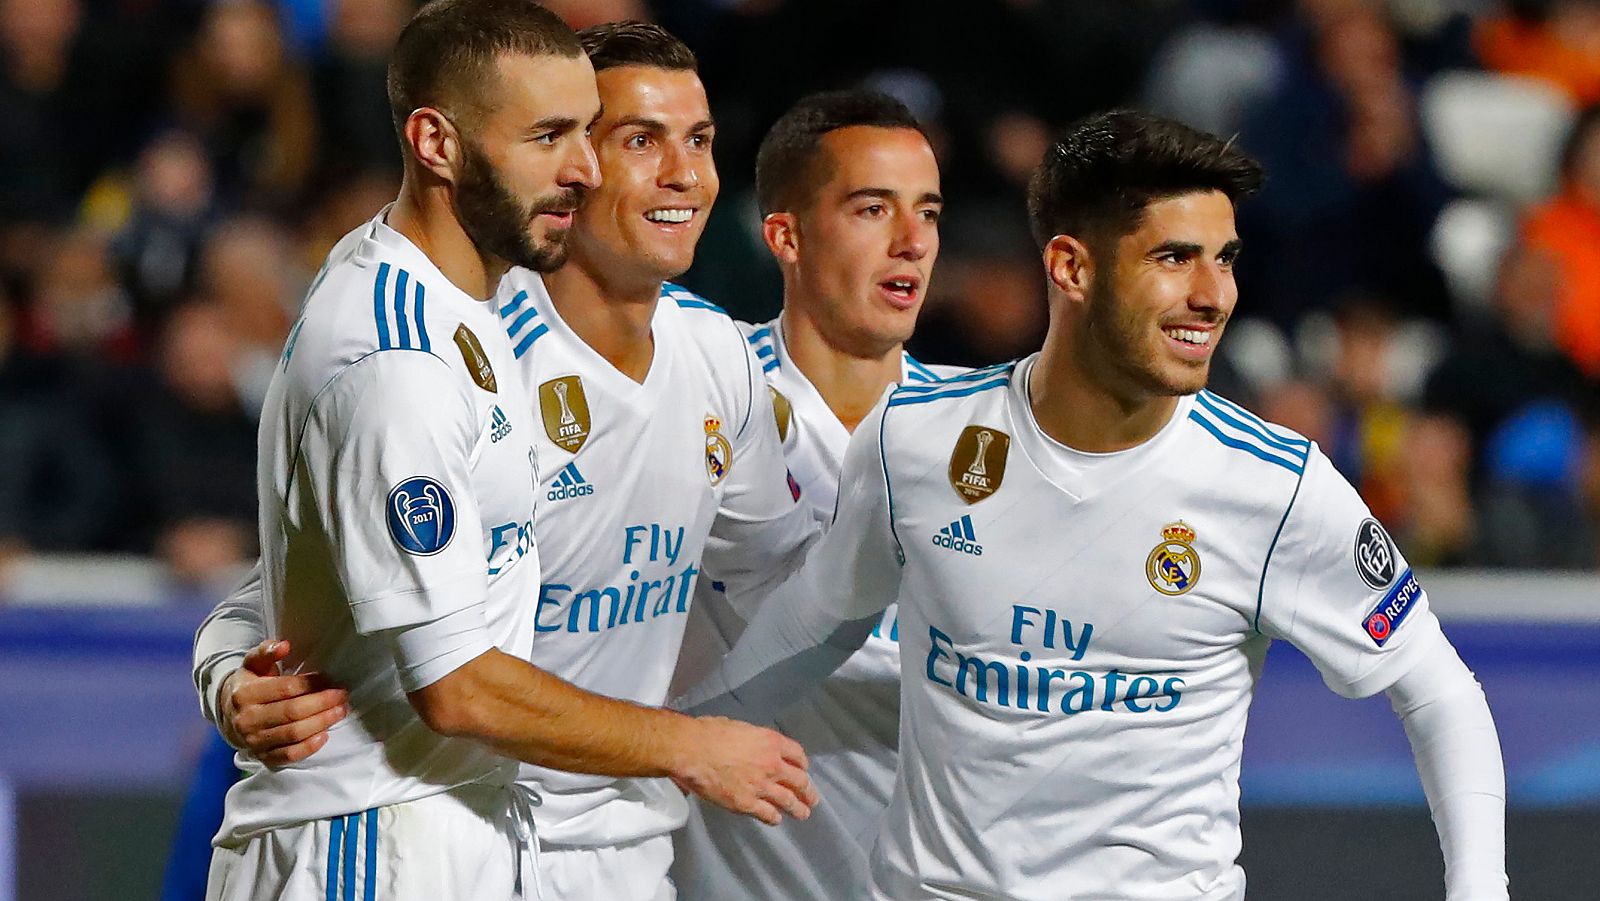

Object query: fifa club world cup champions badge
[948,425,1010,504]
[704,414,732,484]
[540,376,591,452]
[1146,521,1201,596]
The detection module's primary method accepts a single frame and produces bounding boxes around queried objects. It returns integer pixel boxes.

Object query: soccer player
[672,90,960,899]
[680,111,1509,900]
[195,21,820,900]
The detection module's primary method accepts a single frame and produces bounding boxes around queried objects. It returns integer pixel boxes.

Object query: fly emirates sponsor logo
[536,522,702,634]
[924,604,1185,715]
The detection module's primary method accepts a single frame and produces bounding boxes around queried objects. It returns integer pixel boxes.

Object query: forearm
[1386,630,1508,901]
[193,561,268,723]
[413,647,699,779]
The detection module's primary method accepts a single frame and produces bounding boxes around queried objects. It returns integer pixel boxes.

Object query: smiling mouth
[1162,327,1212,347]
[881,277,919,301]
[644,208,695,224]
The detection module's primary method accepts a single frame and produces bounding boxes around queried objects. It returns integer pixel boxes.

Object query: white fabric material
[1385,629,1510,900]
[205,769,527,901]
[194,275,817,855]
[673,317,963,899]
[687,354,1488,900]
[537,833,676,901]
[212,212,541,847]
[495,274,816,848]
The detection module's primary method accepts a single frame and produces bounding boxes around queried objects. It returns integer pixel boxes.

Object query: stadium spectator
[112,130,219,323]
[193,216,303,412]
[125,303,258,588]
[1475,0,1600,105]
[0,293,116,561]
[25,228,140,367]
[1237,0,1453,327]
[312,0,410,183]
[1522,103,1600,378]
[169,0,318,211]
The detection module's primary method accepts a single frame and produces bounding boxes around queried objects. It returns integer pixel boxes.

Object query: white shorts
[205,785,527,901]
[537,833,674,901]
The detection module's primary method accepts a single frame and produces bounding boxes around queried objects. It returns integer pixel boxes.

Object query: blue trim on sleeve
[903,354,939,381]
[892,361,1013,392]
[342,813,358,900]
[1202,391,1310,448]
[746,326,772,344]
[392,268,412,350]
[762,359,779,373]
[499,289,530,319]
[886,376,1009,407]
[505,306,540,340]
[414,281,429,352]
[1195,392,1309,459]
[373,263,392,350]
[513,323,549,359]
[1255,463,1310,633]
[1187,410,1305,475]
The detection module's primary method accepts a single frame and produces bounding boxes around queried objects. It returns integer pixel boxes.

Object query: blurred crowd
[1,0,1598,591]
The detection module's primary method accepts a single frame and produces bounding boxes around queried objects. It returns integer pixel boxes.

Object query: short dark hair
[1026,110,1264,251]
[387,0,583,143]
[755,90,927,215]
[579,21,697,73]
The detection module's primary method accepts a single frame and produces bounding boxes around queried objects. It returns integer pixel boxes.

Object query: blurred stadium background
[1,0,1597,898]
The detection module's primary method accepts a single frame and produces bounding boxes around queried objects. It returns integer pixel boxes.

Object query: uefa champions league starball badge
[1146,520,1201,596]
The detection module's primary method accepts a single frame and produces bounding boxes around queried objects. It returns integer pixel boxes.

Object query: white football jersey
[706,354,1445,900]
[673,318,964,898]
[496,275,815,847]
[216,212,542,844]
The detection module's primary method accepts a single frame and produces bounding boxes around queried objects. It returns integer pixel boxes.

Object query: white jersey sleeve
[678,392,903,721]
[1256,446,1441,698]
[193,561,267,725]
[700,330,819,619]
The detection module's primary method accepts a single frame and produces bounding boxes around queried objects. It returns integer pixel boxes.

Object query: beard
[1082,268,1216,398]
[455,140,584,274]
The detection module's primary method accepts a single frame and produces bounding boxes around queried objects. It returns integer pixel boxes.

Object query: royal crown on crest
[1162,521,1196,544]
[704,415,722,434]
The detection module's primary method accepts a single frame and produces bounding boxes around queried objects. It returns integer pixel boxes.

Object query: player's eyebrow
[846,188,945,205]
[1149,240,1203,257]
[528,115,581,136]
[1218,238,1243,257]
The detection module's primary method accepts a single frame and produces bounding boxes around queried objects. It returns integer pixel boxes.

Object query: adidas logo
[932,514,983,556]
[490,405,513,442]
[546,462,595,501]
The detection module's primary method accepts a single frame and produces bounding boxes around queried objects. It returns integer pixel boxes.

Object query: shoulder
[496,270,553,361]
[884,361,1016,412]
[660,282,752,367]
[1180,389,1316,495]
[740,317,781,378]
[901,352,967,385]
[661,282,732,318]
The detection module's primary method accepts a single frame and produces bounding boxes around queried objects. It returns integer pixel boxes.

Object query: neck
[387,183,506,301]
[1030,317,1178,453]
[780,304,902,433]
[543,256,659,383]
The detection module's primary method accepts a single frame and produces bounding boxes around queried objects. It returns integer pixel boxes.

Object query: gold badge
[453,324,496,393]
[769,387,793,443]
[1146,521,1201,596]
[539,376,591,452]
[705,414,733,484]
[948,425,1010,504]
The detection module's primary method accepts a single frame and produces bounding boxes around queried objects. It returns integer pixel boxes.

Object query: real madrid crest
[705,413,733,484]
[539,376,591,452]
[948,425,1010,504]
[1146,520,1201,596]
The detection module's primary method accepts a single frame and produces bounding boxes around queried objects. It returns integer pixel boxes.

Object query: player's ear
[1044,234,1093,305]
[761,212,800,265]
[405,107,463,184]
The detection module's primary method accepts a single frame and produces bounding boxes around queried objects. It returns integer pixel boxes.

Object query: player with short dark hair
[754,90,927,218]
[682,109,1508,900]
[198,6,814,899]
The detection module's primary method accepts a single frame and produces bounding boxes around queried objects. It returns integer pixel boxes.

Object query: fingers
[260,730,331,770]
[247,701,348,756]
[234,673,341,707]
[746,798,782,827]
[242,639,290,675]
[761,780,812,823]
[777,761,819,811]
[778,735,808,770]
[236,686,348,733]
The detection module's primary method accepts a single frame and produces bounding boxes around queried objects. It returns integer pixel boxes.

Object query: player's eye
[533,132,558,146]
[688,133,711,150]
[920,208,942,223]
[1218,249,1240,267]
[626,133,650,150]
[861,204,886,218]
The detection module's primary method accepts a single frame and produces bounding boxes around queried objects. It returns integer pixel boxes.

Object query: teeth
[1164,328,1211,346]
[887,280,914,291]
[645,209,693,223]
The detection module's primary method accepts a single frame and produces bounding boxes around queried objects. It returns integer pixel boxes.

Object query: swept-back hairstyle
[386,0,582,143]
[755,89,927,215]
[1026,110,1264,251]
[579,21,697,73]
